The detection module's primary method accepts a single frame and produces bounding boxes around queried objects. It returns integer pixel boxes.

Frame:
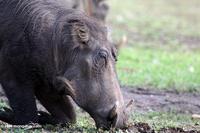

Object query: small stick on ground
[192,114,200,119]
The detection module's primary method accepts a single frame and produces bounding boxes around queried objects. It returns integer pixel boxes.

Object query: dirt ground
[122,86,200,114]
[124,122,200,133]
[0,85,200,132]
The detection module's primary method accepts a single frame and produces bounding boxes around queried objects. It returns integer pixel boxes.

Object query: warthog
[0,0,128,129]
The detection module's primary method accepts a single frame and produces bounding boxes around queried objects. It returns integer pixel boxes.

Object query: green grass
[132,111,200,131]
[0,104,198,132]
[108,0,200,91]
[117,46,200,92]
[0,107,96,133]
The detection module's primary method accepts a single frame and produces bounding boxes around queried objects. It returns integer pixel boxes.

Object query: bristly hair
[0,0,106,40]
[2,0,72,32]
[0,0,107,73]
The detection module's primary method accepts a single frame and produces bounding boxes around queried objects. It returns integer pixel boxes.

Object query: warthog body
[0,0,127,129]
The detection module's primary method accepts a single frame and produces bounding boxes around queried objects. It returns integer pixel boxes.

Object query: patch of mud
[125,122,200,133]
[125,122,155,133]
[159,127,200,133]
[122,86,200,114]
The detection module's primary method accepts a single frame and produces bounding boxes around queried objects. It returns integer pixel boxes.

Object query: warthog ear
[55,77,76,98]
[72,21,90,45]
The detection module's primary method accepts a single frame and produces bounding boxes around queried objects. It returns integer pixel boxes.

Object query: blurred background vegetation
[108,0,200,92]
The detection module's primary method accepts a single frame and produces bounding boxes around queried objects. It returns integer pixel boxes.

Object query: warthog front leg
[0,80,38,125]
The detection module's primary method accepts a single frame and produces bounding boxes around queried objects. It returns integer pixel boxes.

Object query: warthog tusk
[126,99,134,108]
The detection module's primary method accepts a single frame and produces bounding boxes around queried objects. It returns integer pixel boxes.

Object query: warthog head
[55,13,128,129]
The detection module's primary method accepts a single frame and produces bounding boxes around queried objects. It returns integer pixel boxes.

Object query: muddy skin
[0,0,127,129]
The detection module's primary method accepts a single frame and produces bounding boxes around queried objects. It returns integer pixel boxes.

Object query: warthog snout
[94,103,128,130]
[96,99,133,130]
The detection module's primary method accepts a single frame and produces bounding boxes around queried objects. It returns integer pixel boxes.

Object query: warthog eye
[93,50,108,71]
[99,50,108,60]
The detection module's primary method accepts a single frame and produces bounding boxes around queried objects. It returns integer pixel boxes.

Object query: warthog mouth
[95,99,134,130]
